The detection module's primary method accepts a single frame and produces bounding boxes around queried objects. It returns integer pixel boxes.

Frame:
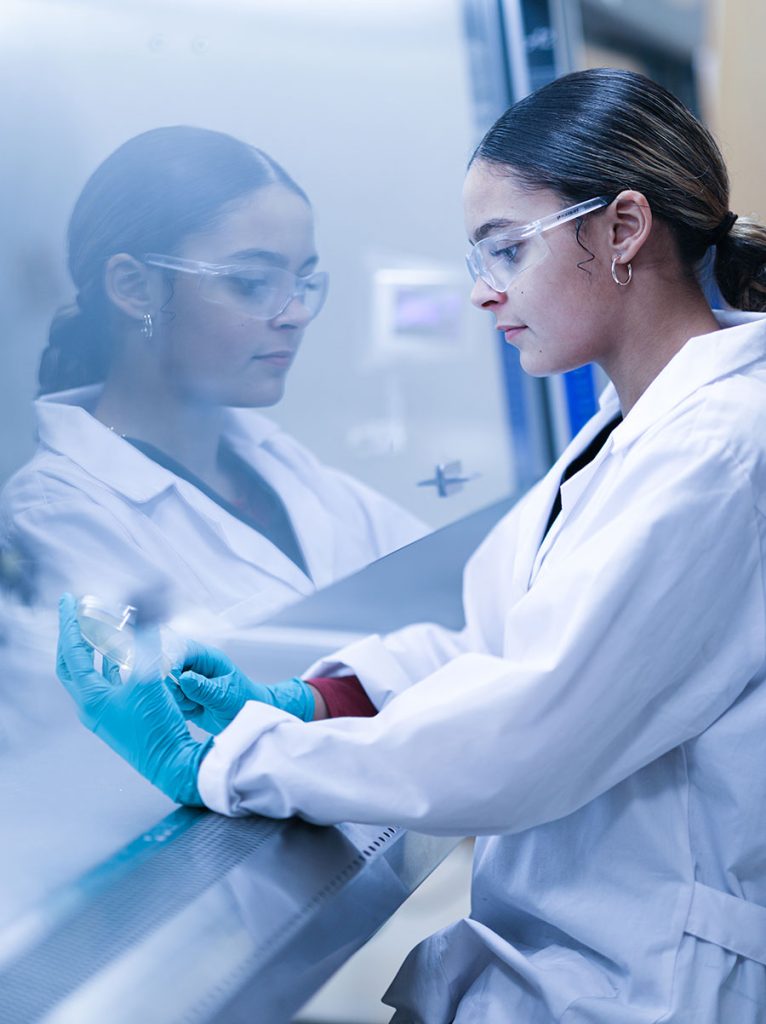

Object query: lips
[498,325,527,343]
[252,350,296,367]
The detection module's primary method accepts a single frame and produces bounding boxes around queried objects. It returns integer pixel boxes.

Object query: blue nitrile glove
[170,643,315,735]
[57,593,212,806]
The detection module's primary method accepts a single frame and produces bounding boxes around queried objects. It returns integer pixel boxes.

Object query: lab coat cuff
[197,737,239,816]
[302,633,416,709]
[197,702,298,816]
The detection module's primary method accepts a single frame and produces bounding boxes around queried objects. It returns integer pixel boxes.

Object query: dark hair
[39,126,309,394]
[472,67,766,312]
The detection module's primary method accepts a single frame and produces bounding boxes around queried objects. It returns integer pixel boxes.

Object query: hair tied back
[711,211,738,246]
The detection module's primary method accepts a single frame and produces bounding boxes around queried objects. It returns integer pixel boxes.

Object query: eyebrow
[228,248,288,267]
[471,218,517,243]
[226,249,319,273]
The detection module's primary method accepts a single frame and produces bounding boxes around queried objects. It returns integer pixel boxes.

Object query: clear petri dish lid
[75,595,182,679]
[76,595,137,670]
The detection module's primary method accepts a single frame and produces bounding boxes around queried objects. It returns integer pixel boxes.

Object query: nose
[469,275,505,309]
[270,294,314,329]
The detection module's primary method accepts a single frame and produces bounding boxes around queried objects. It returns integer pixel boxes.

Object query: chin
[519,353,558,377]
[520,350,586,378]
[230,385,286,408]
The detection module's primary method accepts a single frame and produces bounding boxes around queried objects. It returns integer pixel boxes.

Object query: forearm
[307,684,329,720]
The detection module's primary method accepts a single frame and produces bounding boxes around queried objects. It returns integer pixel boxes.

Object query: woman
[58,70,766,1021]
[1,126,425,628]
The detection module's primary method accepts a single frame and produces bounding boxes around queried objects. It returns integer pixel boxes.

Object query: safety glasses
[141,253,329,321]
[465,195,612,292]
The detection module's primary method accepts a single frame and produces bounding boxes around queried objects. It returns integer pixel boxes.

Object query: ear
[606,189,653,266]
[104,254,154,321]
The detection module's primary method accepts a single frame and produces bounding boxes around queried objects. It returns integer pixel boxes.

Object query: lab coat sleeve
[300,484,540,709]
[299,627,472,710]
[198,434,765,834]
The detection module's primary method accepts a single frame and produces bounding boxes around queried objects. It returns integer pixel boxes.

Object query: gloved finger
[165,677,199,716]
[56,641,72,685]
[57,616,112,725]
[102,657,123,686]
[55,594,74,683]
[118,667,182,719]
[57,594,102,699]
[174,641,235,680]
[181,705,211,729]
[175,693,200,715]
[177,670,230,710]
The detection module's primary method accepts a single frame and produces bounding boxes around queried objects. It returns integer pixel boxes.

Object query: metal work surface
[0,808,458,1023]
[0,499,513,1021]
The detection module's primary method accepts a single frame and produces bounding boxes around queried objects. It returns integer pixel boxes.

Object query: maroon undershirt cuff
[308,675,377,718]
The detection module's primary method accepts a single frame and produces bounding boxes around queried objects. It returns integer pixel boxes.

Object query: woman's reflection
[1,126,425,627]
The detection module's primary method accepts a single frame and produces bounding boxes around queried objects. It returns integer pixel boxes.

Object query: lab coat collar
[599,310,766,453]
[520,310,765,590]
[35,385,281,503]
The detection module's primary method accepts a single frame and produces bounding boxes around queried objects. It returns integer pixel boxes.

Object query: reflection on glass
[0,127,426,632]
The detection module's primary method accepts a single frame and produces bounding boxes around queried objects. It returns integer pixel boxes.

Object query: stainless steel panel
[0,810,458,1023]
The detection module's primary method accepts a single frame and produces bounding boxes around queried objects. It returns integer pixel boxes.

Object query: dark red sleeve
[308,675,377,718]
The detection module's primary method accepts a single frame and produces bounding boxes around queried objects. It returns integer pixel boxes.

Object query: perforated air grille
[0,812,281,1021]
[0,813,401,1023]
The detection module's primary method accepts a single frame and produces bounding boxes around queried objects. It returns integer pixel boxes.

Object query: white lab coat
[198,311,766,1021]
[0,387,426,629]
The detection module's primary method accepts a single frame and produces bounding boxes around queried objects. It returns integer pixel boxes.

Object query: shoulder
[0,444,129,531]
[666,368,766,491]
[1,449,81,513]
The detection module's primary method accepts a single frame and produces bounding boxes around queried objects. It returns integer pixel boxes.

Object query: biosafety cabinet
[0,1,707,1019]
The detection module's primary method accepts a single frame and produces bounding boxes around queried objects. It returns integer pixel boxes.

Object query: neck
[94,357,225,479]
[599,279,720,416]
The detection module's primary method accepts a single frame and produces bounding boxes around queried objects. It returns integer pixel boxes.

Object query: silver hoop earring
[140,313,154,339]
[611,257,632,287]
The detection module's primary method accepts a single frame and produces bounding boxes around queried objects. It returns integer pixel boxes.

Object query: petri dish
[76,595,137,670]
[75,595,180,680]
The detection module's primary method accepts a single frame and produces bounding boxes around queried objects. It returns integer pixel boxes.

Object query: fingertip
[178,670,206,698]
[177,669,196,691]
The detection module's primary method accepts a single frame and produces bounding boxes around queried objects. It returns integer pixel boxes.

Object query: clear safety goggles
[465,195,611,292]
[142,253,329,321]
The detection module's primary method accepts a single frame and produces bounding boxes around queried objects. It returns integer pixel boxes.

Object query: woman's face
[463,161,615,376]
[154,184,320,407]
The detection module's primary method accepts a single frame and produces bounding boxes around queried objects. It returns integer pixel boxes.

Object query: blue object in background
[563,365,598,437]
[496,332,599,481]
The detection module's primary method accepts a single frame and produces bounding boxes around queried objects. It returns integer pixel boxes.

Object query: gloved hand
[170,643,315,735]
[57,593,212,806]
